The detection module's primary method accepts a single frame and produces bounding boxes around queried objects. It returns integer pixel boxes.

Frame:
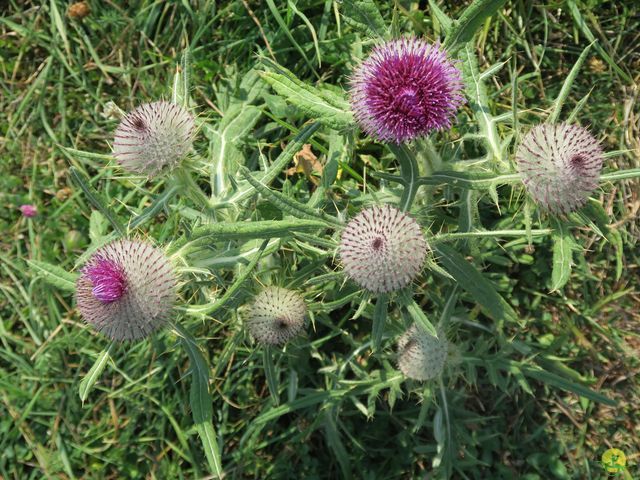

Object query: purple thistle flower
[19,204,38,217]
[397,324,448,381]
[113,101,195,177]
[516,123,604,214]
[76,239,177,341]
[349,37,465,143]
[339,205,427,294]
[83,257,126,303]
[245,287,307,346]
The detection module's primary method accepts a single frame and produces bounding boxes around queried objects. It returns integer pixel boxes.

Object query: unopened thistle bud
[76,239,177,341]
[397,324,448,381]
[516,123,604,214]
[112,101,195,177]
[339,205,427,294]
[350,37,465,143]
[245,287,307,346]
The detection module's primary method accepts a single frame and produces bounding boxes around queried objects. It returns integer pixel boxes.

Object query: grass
[1,1,639,479]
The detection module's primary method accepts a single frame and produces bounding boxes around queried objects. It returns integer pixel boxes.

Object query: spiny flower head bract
[339,205,427,294]
[113,101,195,177]
[516,123,604,214]
[349,37,465,143]
[76,239,177,341]
[397,324,448,381]
[245,287,307,346]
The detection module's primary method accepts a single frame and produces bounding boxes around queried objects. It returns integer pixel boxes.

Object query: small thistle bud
[245,287,307,346]
[339,205,427,294]
[516,123,604,214]
[350,37,465,143]
[19,204,37,218]
[76,240,177,341]
[397,324,448,381]
[113,101,195,177]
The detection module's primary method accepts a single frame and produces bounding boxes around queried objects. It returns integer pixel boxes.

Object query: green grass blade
[27,260,77,293]
[387,144,419,212]
[69,167,126,236]
[444,0,508,52]
[432,244,518,328]
[547,41,594,124]
[371,294,388,352]
[263,347,280,406]
[428,0,453,35]
[399,290,437,336]
[174,323,223,477]
[78,343,115,404]
[566,0,632,83]
[341,0,388,39]
[550,219,575,292]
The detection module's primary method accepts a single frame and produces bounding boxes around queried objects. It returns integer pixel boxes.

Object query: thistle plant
[397,324,448,381]
[24,1,640,478]
[75,239,176,341]
[113,101,195,177]
[339,205,427,293]
[244,287,307,346]
[516,123,604,214]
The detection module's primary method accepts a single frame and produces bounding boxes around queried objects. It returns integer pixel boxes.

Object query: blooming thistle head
[349,37,465,143]
[76,239,177,341]
[339,205,427,294]
[112,101,195,177]
[245,287,307,346]
[397,324,448,381]
[19,204,37,218]
[516,123,604,214]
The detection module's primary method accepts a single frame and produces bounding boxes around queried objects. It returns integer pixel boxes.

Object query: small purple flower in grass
[19,204,37,217]
[350,37,465,143]
[339,205,427,294]
[76,239,176,341]
[516,123,604,214]
[397,324,448,381]
[245,287,307,346]
[113,101,195,177]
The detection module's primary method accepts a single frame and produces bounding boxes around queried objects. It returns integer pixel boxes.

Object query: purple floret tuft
[83,257,127,303]
[350,37,465,143]
[76,239,176,341]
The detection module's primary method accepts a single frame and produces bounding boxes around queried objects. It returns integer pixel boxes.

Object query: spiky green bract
[245,287,307,345]
[76,239,177,341]
[516,123,604,214]
[397,324,448,381]
[339,205,427,294]
[112,101,195,177]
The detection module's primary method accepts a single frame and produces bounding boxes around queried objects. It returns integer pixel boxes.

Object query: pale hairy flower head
[112,101,195,177]
[245,287,307,345]
[339,205,427,293]
[516,123,604,214]
[76,239,177,341]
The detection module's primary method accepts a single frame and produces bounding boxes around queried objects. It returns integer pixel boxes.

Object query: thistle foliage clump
[23,1,640,479]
